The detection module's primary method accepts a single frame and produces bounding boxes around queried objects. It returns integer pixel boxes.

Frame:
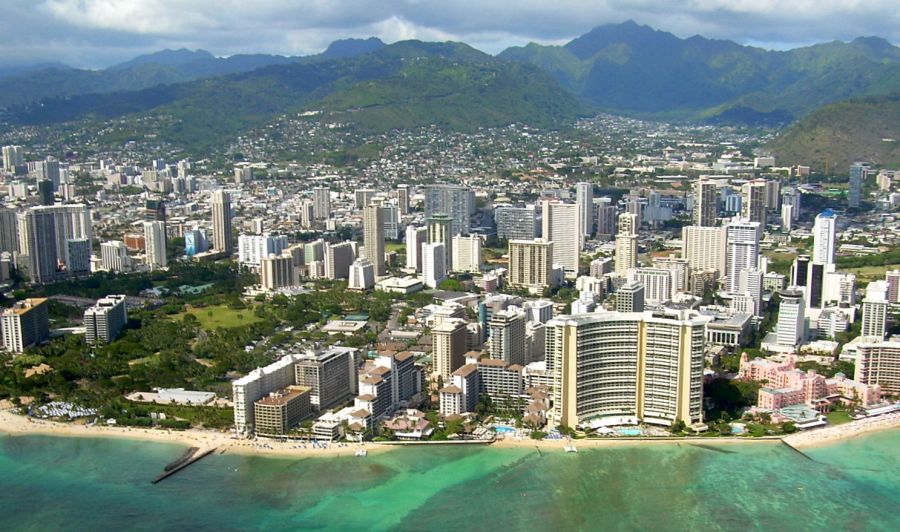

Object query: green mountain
[3,41,586,152]
[768,93,900,173]
[498,21,900,123]
[0,40,387,110]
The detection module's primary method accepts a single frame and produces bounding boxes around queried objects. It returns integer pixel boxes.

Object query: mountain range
[1,22,898,164]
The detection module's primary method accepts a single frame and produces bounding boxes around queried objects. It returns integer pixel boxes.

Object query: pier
[152,446,216,484]
[780,440,815,461]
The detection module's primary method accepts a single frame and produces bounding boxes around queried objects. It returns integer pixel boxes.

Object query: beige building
[260,254,294,291]
[545,310,708,429]
[1,298,50,353]
[508,239,555,293]
[253,386,312,437]
[681,226,726,277]
[363,201,386,276]
[855,340,900,395]
[432,318,468,379]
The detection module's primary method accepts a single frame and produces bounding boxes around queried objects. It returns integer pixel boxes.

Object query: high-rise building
[293,347,359,410]
[451,234,481,273]
[84,295,127,346]
[424,184,473,235]
[100,241,130,272]
[363,201,386,276]
[618,212,639,236]
[253,386,312,437]
[65,238,91,276]
[861,281,889,340]
[546,310,707,428]
[405,226,427,272]
[812,210,837,266]
[233,354,305,435]
[694,177,718,227]
[741,180,768,226]
[397,184,410,215]
[542,201,581,276]
[17,209,59,284]
[427,213,453,268]
[313,187,331,220]
[348,258,375,290]
[848,162,869,208]
[260,255,294,291]
[576,182,593,238]
[495,205,537,241]
[595,203,618,238]
[0,207,17,255]
[616,281,645,313]
[238,234,289,268]
[433,318,468,379]
[324,242,355,280]
[652,255,691,294]
[886,270,900,304]
[299,198,315,229]
[508,239,555,292]
[1,298,50,353]
[489,307,527,367]
[614,224,638,277]
[422,242,446,289]
[211,190,233,254]
[738,267,764,316]
[629,268,673,305]
[382,203,400,240]
[725,219,761,293]
[2,145,24,172]
[855,340,900,395]
[354,189,378,210]
[776,289,806,347]
[143,221,167,270]
[184,229,208,257]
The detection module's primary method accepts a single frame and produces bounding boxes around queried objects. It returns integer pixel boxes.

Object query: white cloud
[1,0,896,67]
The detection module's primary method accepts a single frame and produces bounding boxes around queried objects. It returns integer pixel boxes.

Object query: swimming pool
[494,426,517,434]
[616,428,642,436]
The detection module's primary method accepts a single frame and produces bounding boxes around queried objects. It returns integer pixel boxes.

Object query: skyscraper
[422,242,446,289]
[848,162,869,208]
[211,190,233,254]
[741,180,768,227]
[424,184,473,235]
[812,210,837,266]
[488,307,527,367]
[508,239,555,292]
[776,289,806,347]
[143,221,167,270]
[546,310,707,428]
[542,201,581,277]
[397,184,410,215]
[575,182,593,238]
[313,187,331,220]
[84,295,128,346]
[427,213,453,268]
[725,219,761,293]
[451,234,481,273]
[495,205,537,241]
[681,226,726,277]
[861,281,889,340]
[363,201,386,276]
[405,226,427,272]
[0,207,17,255]
[2,145,24,172]
[595,203,618,238]
[614,213,639,277]
[17,209,59,284]
[694,177,718,227]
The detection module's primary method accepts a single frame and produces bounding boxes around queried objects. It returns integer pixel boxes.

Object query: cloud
[0,1,895,67]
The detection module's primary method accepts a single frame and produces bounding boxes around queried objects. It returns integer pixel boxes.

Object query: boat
[355,447,368,457]
[564,445,578,453]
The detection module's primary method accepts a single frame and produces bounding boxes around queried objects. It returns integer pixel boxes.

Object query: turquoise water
[494,426,516,433]
[1,430,899,531]
[617,428,643,436]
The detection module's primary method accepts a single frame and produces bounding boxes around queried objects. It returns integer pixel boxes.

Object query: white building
[725,219,760,293]
[542,201,581,277]
[422,242,446,289]
[143,221,167,270]
[84,295,128,345]
[451,234,481,273]
[260,254,294,291]
[348,258,375,291]
[681,226,726,277]
[405,226,427,272]
[812,210,837,266]
[629,268,673,305]
[238,234,289,268]
[776,289,806,348]
[576,182,593,238]
[100,241,131,272]
[861,281,889,340]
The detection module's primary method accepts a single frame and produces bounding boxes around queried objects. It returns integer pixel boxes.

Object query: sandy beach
[784,412,900,448]
[3,407,899,456]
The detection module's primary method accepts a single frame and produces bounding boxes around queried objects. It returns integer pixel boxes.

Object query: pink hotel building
[738,353,881,411]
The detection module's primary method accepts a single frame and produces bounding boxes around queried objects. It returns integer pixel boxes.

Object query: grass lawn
[826,410,853,425]
[385,242,405,252]
[842,264,900,285]
[180,304,263,329]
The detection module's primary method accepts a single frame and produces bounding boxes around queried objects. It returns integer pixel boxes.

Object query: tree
[670,420,686,434]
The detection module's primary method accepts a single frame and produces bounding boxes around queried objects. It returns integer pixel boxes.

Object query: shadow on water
[685,443,738,454]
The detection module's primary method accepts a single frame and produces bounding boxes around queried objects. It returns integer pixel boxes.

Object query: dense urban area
[1,109,899,446]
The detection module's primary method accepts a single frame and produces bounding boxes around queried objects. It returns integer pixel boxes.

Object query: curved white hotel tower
[545,310,708,429]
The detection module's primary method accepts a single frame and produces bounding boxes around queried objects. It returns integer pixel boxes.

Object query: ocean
[1,430,898,531]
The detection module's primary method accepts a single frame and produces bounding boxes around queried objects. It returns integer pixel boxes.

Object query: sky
[2,0,898,68]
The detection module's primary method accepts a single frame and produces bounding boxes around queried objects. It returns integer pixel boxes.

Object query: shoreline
[3,408,899,456]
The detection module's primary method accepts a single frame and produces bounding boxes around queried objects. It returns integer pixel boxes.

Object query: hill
[3,41,587,152]
[0,40,385,110]
[767,94,900,173]
[498,21,900,123]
